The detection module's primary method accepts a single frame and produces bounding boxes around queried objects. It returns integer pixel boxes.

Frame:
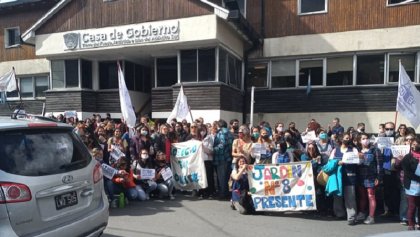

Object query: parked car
[0,115,108,237]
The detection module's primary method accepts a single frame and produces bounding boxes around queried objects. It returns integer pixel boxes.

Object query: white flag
[0,69,17,92]
[166,86,190,124]
[117,63,136,129]
[396,63,420,128]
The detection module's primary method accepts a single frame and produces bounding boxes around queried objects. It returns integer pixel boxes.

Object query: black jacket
[401,153,420,190]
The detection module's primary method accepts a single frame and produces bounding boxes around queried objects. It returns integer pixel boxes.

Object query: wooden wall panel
[151,87,173,112]
[37,0,214,34]
[45,91,83,111]
[0,2,56,62]
[96,90,121,112]
[245,86,401,113]
[247,0,420,38]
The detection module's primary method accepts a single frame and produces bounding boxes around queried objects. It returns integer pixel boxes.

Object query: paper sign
[110,146,124,162]
[252,143,266,156]
[342,152,360,164]
[375,137,394,149]
[161,167,173,181]
[301,131,318,144]
[101,163,117,179]
[391,145,410,158]
[64,110,77,119]
[139,168,155,180]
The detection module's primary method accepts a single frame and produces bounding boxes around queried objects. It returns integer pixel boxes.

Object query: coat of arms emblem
[63,33,79,50]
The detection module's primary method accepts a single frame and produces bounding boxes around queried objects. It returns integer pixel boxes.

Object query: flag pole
[13,67,24,118]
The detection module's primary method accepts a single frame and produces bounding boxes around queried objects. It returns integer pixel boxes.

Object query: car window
[0,129,91,176]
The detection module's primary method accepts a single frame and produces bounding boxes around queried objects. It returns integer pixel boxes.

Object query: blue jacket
[323,159,343,197]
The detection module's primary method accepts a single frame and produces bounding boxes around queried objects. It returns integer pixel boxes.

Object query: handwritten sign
[64,110,77,119]
[342,152,360,164]
[101,163,117,179]
[161,168,173,181]
[375,137,394,149]
[391,145,410,158]
[301,131,318,144]
[139,168,155,180]
[249,162,317,212]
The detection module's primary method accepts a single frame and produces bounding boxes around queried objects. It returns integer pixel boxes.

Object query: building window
[298,59,324,87]
[156,57,177,87]
[35,76,48,97]
[219,48,242,88]
[65,60,79,87]
[387,0,420,6]
[180,48,217,83]
[247,63,268,88]
[271,60,295,88]
[181,50,197,82]
[99,61,118,89]
[51,60,65,88]
[388,53,416,83]
[8,76,49,98]
[298,0,327,15]
[51,59,92,89]
[4,27,20,48]
[237,0,246,17]
[327,56,353,86]
[125,61,135,90]
[356,54,385,85]
[81,60,92,89]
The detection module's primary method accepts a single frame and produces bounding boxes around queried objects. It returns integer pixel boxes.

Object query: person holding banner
[230,157,254,214]
[356,133,382,225]
[328,133,361,225]
[401,138,420,230]
[155,151,175,200]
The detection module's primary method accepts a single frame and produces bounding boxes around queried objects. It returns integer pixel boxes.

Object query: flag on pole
[117,62,136,129]
[396,62,420,128]
[166,86,190,124]
[306,70,311,95]
[0,68,17,92]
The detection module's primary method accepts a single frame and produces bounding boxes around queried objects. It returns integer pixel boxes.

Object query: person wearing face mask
[198,125,216,199]
[288,122,302,143]
[174,122,188,142]
[317,131,333,165]
[327,133,362,225]
[154,151,175,200]
[132,148,157,200]
[401,138,420,230]
[232,125,253,167]
[356,133,382,224]
[273,122,285,145]
[253,127,275,164]
[251,126,260,143]
[381,122,401,219]
[230,119,240,139]
[130,126,153,162]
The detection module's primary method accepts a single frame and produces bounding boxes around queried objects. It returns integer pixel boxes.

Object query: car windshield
[0,128,91,176]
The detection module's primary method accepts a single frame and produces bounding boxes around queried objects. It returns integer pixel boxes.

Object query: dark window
[20,77,33,98]
[327,57,353,86]
[156,57,177,87]
[299,0,326,14]
[271,60,295,88]
[51,60,65,88]
[388,54,416,83]
[356,55,385,85]
[81,60,92,89]
[143,67,151,93]
[5,27,20,47]
[388,0,420,5]
[35,76,48,97]
[247,63,268,88]
[99,61,118,89]
[219,49,228,84]
[299,60,323,86]
[0,129,91,176]
[135,64,144,91]
[181,50,197,82]
[198,49,215,81]
[228,55,241,88]
[65,60,79,87]
[125,61,135,90]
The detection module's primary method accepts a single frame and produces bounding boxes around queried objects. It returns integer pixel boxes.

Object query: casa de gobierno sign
[63,20,180,50]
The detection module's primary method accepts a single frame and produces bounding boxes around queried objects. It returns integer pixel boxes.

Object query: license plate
[55,191,78,210]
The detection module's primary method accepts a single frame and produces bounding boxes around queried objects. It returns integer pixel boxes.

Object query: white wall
[0,58,49,75]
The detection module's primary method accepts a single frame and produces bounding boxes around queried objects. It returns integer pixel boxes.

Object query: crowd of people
[52,113,420,230]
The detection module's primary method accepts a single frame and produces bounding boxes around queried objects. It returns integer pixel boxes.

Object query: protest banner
[139,168,155,180]
[342,152,360,164]
[248,162,317,212]
[170,140,207,190]
[375,137,394,149]
[391,145,410,158]
[101,163,117,179]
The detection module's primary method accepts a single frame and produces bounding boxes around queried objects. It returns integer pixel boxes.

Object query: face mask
[342,140,351,146]
[361,140,370,147]
[262,134,269,139]
[358,128,365,133]
[385,130,394,137]
[141,131,148,136]
[233,125,239,130]
[413,144,420,152]
[252,132,260,139]
[277,127,283,133]
[319,133,327,140]
[141,154,149,160]
[200,131,206,137]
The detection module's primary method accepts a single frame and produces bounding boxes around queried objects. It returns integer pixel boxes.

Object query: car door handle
[81,188,94,197]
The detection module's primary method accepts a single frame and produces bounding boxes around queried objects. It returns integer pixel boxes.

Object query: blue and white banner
[396,63,420,128]
[170,140,207,190]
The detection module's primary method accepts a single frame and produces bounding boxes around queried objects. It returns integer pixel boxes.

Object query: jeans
[214,161,232,198]
[383,172,400,214]
[157,179,174,198]
[126,185,146,201]
[333,185,357,221]
[105,179,124,201]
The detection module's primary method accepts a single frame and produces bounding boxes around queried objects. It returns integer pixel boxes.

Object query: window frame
[325,55,355,87]
[218,46,243,90]
[386,52,418,84]
[298,0,328,15]
[387,0,420,7]
[50,59,82,89]
[355,53,387,86]
[296,58,326,88]
[6,75,49,100]
[4,27,21,48]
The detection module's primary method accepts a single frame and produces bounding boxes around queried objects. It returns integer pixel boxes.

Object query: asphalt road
[103,193,407,237]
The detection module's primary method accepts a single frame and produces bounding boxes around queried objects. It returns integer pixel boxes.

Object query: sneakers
[356,212,366,221]
[110,199,118,208]
[364,216,375,225]
[347,219,356,226]
[400,220,408,226]
[169,195,175,200]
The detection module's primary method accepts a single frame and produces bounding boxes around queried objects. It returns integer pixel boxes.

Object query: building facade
[1,0,420,132]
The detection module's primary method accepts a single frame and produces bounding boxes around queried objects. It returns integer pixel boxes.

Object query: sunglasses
[385,128,394,131]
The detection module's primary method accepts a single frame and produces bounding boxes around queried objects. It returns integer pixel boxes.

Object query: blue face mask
[319,133,327,140]
[252,132,260,139]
